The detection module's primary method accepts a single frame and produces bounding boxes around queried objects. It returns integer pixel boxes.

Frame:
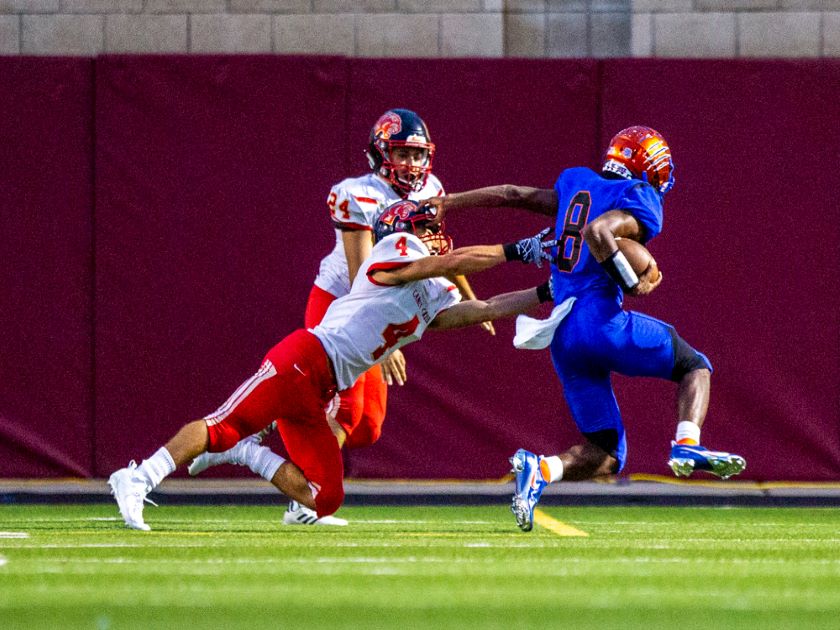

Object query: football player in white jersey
[310,108,493,454]
[211,109,493,526]
[108,201,556,531]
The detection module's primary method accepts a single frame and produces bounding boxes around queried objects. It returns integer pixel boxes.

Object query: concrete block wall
[632,0,838,58]
[0,1,837,58]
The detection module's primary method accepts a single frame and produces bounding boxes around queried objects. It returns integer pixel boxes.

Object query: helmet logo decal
[622,147,633,158]
[374,199,451,254]
[374,111,403,141]
[389,200,415,219]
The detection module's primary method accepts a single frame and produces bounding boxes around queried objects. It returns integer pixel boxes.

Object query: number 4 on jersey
[372,316,419,360]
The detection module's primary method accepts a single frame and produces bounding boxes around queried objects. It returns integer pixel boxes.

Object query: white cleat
[188,428,270,476]
[282,500,348,526]
[108,461,152,531]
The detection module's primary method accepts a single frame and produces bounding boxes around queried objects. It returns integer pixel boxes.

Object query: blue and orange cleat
[668,442,746,479]
[509,448,547,532]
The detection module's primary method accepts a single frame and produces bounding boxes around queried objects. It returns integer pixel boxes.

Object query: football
[615,237,660,282]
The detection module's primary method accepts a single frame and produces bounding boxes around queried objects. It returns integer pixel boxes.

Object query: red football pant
[305,284,388,448]
[203,329,343,517]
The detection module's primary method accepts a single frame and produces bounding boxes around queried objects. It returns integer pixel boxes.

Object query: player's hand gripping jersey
[550,167,664,308]
[314,173,445,298]
[310,232,460,390]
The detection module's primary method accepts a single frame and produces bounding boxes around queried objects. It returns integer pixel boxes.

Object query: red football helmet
[374,200,452,255]
[602,125,675,194]
[366,109,435,195]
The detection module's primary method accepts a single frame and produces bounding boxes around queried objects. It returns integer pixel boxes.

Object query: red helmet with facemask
[366,109,435,195]
[602,125,675,194]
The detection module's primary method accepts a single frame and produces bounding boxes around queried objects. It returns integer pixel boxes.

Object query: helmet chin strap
[385,165,425,195]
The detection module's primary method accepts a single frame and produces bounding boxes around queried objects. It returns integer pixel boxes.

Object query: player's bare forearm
[376,245,506,285]
[429,287,540,330]
[372,229,554,285]
[430,245,507,277]
[449,274,496,335]
[342,229,373,284]
[582,210,643,262]
[445,186,556,215]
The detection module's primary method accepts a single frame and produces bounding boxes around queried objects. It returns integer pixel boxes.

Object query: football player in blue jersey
[423,125,746,531]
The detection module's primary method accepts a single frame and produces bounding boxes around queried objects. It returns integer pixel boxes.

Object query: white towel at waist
[513,297,576,350]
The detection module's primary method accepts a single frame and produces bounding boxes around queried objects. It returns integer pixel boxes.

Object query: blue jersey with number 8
[549,167,664,308]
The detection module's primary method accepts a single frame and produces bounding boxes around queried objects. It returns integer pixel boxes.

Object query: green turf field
[0,504,838,629]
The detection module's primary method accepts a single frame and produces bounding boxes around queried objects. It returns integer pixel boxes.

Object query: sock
[244,444,286,482]
[539,455,564,483]
[675,421,701,446]
[136,447,176,491]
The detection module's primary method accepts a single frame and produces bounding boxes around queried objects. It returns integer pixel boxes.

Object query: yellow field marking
[629,473,840,491]
[533,509,588,537]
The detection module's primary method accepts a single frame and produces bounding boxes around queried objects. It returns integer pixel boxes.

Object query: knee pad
[670,329,712,382]
[582,429,619,455]
[581,429,627,472]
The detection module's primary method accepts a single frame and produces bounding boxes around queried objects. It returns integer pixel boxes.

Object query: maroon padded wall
[94,56,347,475]
[0,58,95,477]
[2,56,838,481]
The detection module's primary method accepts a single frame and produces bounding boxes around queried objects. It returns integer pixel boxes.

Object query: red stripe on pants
[204,329,344,517]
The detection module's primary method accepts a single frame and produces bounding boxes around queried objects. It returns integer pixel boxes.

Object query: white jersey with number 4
[310,233,460,391]
[313,173,445,298]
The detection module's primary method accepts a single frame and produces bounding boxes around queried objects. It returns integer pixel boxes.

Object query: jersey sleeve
[427,174,446,197]
[617,183,664,242]
[327,181,380,231]
[431,277,461,312]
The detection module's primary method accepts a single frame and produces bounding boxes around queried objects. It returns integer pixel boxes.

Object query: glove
[503,227,556,268]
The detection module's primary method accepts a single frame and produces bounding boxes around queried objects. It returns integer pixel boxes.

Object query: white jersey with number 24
[314,173,445,298]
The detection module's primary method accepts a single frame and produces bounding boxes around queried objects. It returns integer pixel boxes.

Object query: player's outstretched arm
[429,283,550,331]
[373,244,506,284]
[422,186,557,225]
[448,273,496,335]
[371,229,556,285]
